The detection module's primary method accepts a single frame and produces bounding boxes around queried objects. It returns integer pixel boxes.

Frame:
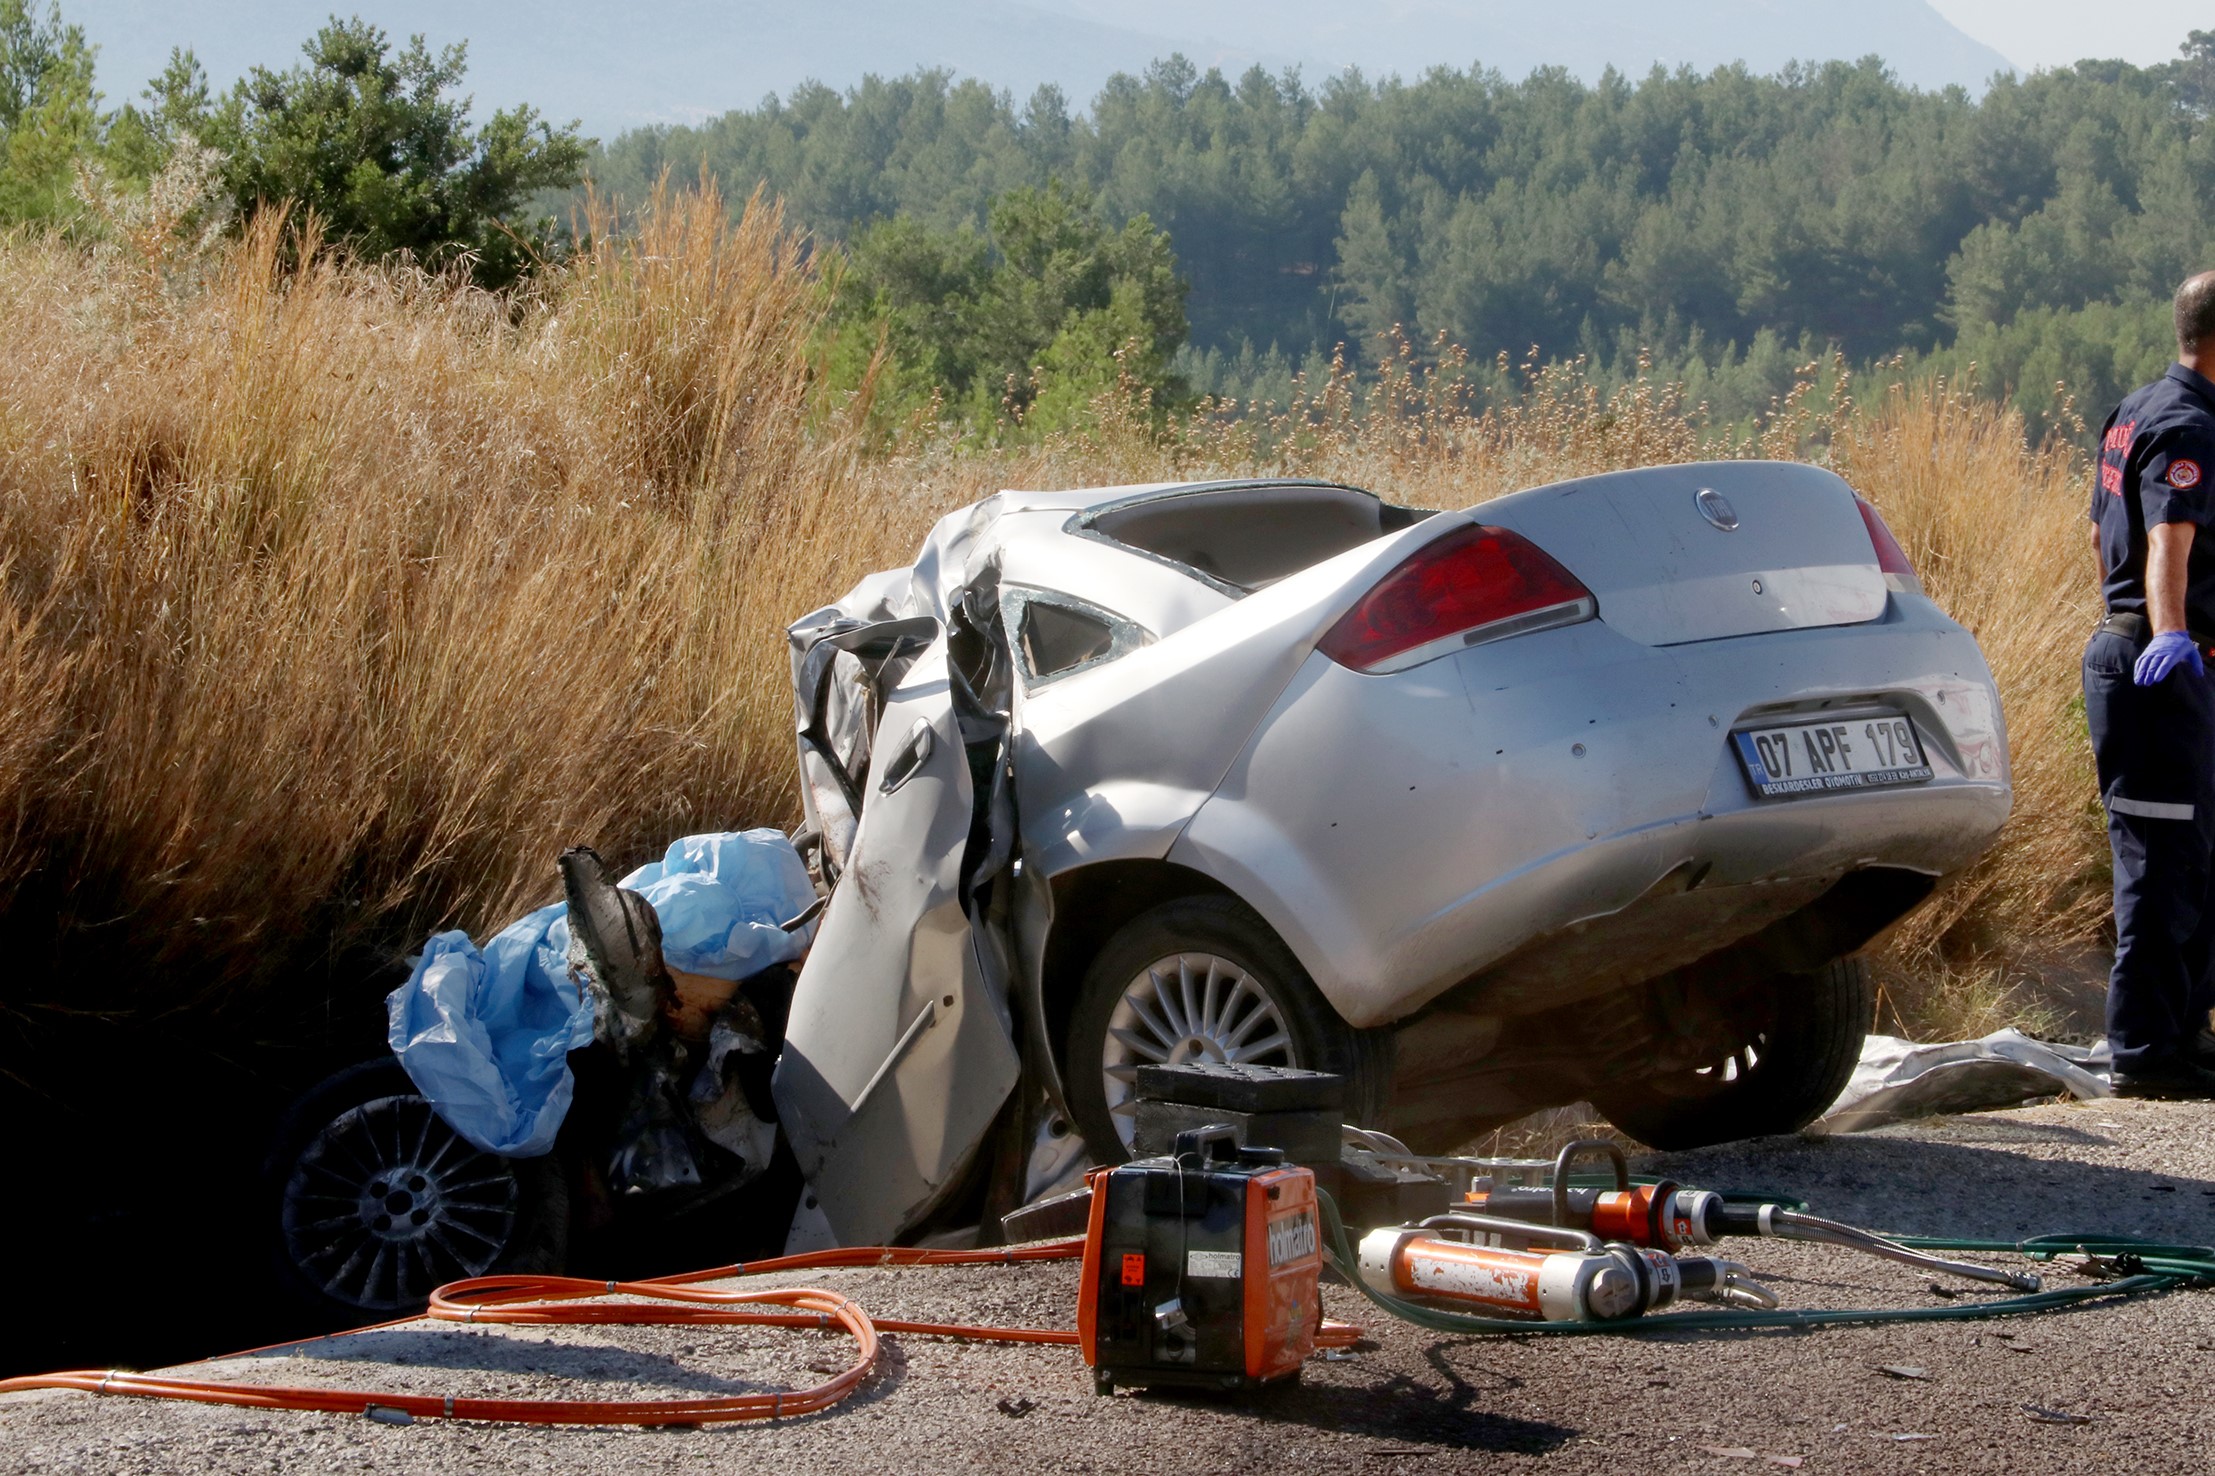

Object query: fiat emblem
[1695,487,1738,531]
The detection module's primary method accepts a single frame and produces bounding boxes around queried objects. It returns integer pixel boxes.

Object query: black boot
[2109,1056,2215,1100]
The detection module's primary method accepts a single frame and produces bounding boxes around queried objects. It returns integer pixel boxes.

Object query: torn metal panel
[773,590,1025,1246]
[1815,1029,2112,1133]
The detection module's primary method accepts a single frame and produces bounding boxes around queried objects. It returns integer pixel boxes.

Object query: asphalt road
[6,1096,2214,1475]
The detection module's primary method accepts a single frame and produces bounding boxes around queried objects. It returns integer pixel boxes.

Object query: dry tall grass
[1830,382,2111,1035]
[0,183,963,1051]
[0,186,2112,1086]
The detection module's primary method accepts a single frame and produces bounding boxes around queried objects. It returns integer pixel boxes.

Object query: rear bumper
[1167,594,2011,1028]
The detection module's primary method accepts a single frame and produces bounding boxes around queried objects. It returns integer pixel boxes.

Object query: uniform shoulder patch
[2171,458,2203,490]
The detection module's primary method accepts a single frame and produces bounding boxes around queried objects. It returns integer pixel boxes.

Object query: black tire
[264,1059,567,1323]
[1592,956,1874,1150]
[1065,894,1391,1162]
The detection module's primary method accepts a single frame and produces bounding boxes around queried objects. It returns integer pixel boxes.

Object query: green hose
[1318,1191,2215,1337]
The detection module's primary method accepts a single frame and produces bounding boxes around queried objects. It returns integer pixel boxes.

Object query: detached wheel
[266,1059,566,1321]
[1065,895,1389,1160]
[1593,956,1873,1150]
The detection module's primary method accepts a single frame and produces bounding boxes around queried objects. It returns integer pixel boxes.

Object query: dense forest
[592,39,2215,433]
[8,0,2215,435]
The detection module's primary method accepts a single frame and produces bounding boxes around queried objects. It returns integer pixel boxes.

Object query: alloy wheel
[1099,951,1296,1149]
[280,1093,520,1312]
[1655,1033,1769,1100]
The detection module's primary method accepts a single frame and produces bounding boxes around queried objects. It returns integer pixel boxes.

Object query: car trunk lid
[1479,461,1886,647]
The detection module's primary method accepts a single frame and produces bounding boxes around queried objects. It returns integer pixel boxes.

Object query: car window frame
[998,584,1152,689]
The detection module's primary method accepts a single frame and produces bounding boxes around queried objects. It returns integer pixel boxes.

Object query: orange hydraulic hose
[0,1284,881,1427]
[0,1237,1359,1427]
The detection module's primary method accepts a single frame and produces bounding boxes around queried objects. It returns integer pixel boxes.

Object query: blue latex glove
[2135,630,2206,685]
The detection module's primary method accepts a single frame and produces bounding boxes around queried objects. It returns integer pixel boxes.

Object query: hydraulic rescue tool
[1076,1127,1323,1393]
[1454,1139,2044,1292]
[1356,1214,1777,1321]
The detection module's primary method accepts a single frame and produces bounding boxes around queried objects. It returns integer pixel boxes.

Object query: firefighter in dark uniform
[2086,271,2215,1098]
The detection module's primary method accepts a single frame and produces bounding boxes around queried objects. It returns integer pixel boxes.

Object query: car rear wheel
[1592,956,1873,1150]
[1065,894,1389,1160]
[266,1059,567,1322]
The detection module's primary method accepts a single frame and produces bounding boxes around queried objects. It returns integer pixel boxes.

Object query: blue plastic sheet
[617,829,819,981]
[385,830,819,1158]
[385,903,593,1158]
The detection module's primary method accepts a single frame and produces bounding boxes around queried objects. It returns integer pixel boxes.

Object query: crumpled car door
[772,615,1022,1247]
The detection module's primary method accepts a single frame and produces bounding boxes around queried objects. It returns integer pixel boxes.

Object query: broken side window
[1000,587,1149,686]
[1020,600,1113,676]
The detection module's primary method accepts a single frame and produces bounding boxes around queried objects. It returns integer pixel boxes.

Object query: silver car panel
[1012,515,1451,878]
[1481,462,1887,646]
[772,628,1022,1247]
[1167,592,2007,1028]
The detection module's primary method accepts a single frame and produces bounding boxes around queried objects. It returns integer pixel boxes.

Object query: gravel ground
[6,1095,2214,1475]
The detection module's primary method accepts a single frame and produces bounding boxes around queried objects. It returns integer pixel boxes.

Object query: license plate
[1732,714,1932,799]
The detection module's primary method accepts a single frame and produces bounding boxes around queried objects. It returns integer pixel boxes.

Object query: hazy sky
[52,1,2215,133]
[1929,0,2204,71]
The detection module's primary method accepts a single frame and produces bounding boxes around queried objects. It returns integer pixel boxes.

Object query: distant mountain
[1045,0,2016,92]
[69,0,2015,139]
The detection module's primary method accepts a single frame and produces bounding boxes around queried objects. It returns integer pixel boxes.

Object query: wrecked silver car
[773,464,2011,1249]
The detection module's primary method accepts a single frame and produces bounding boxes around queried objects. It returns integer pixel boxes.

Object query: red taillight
[1854,498,1922,591]
[1319,522,1594,674]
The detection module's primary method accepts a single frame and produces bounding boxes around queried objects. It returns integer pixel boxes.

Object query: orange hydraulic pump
[1077,1127,1323,1393]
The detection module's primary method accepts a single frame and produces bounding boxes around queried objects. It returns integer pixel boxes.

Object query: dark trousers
[2084,630,2215,1070]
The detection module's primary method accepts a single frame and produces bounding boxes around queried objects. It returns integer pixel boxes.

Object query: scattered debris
[362,1405,414,1426]
[1890,1433,1938,1442]
[2022,1404,2094,1426]
[1697,1448,1801,1467]
[1875,1364,1930,1380]
[995,1397,1036,1419]
[1817,1029,2112,1133]
[2075,1251,2150,1281]
[1925,1282,1962,1299]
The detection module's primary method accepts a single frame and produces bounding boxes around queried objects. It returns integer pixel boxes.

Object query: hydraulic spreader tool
[1356,1215,1777,1321]
[1452,1138,2045,1293]
[6,1064,2213,1428]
